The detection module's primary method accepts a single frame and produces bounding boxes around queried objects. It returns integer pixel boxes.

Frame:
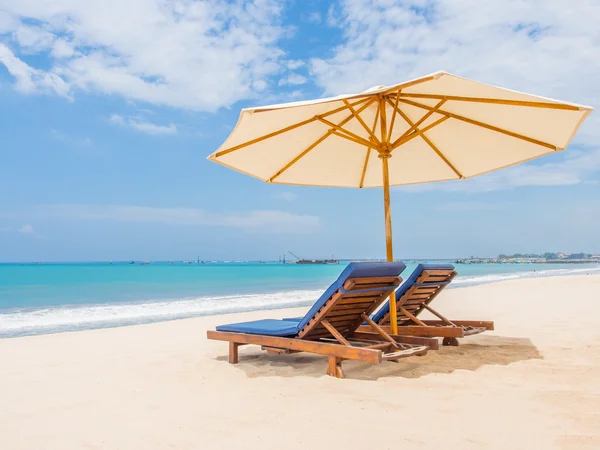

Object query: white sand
[1,274,599,449]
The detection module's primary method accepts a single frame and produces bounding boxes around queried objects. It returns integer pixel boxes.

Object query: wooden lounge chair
[207,263,439,378]
[364,264,494,346]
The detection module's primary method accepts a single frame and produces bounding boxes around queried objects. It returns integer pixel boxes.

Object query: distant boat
[140,260,150,265]
[288,251,339,265]
[129,260,135,264]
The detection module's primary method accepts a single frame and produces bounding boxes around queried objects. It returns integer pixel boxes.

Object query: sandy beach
[1,274,599,449]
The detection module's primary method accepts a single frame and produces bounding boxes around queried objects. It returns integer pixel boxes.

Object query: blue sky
[1,0,599,262]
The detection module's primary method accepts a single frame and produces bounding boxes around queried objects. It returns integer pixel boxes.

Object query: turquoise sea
[1,261,599,338]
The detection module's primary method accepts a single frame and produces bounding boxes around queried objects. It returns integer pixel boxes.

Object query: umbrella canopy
[208,71,593,333]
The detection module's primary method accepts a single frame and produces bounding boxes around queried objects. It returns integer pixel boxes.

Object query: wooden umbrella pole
[380,152,398,334]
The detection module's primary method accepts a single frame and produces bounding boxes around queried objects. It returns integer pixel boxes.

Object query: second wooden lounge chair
[365,264,494,346]
[207,262,438,378]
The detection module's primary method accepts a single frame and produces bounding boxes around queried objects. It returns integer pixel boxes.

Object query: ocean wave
[1,265,599,338]
[0,289,323,338]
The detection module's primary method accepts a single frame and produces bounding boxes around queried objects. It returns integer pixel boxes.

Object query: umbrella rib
[392,99,446,148]
[269,100,375,183]
[394,93,582,111]
[397,98,558,150]
[386,98,462,178]
[359,105,381,188]
[315,116,373,148]
[342,99,380,145]
[386,89,402,143]
[214,97,371,158]
[418,134,463,179]
[379,97,387,144]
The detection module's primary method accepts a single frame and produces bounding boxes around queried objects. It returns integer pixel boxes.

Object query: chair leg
[229,342,240,364]
[443,337,459,347]
[326,356,345,378]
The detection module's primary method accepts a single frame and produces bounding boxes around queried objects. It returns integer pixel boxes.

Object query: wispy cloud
[0,44,70,97]
[272,192,298,202]
[32,205,319,233]
[18,224,34,234]
[109,114,177,135]
[0,1,288,110]
[286,60,305,70]
[278,73,307,86]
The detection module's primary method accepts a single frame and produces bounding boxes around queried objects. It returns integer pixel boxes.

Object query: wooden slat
[330,303,376,311]
[298,289,344,338]
[207,331,383,363]
[339,291,384,299]
[324,313,368,322]
[338,296,385,305]
[326,307,376,317]
[405,294,433,301]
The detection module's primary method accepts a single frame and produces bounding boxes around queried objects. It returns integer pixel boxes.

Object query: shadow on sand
[215,334,542,381]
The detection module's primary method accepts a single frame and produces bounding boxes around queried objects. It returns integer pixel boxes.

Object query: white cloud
[19,224,34,234]
[33,205,319,233]
[109,114,177,135]
[0,44,70,96]
[286,60,305,70]
[272,192,298,202]
[51,39,75,58]
[13,26,55,53]
[311,0,600,190]
[0,0,288,110]
[278,73,307,86]
[311,0,600,108]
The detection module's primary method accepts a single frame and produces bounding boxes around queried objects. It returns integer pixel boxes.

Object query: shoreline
[2,268,600,340]
[1,274,599,449]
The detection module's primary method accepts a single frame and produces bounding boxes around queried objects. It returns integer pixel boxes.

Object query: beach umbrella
[208,71,592,334]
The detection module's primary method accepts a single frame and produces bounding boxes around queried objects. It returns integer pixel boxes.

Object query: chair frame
[361,269,494,346]
[207,275,438,378]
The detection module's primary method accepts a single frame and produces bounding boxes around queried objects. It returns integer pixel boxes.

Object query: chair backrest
[372,264,456,326]
[297,262,406,340]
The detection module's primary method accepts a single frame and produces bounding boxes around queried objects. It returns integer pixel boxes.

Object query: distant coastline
[456,252,600,265]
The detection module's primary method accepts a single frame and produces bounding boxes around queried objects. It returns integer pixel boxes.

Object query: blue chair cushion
[216,319,299,337]
[371,263,455,324]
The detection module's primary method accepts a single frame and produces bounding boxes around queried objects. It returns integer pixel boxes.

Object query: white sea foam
[0,289,323,338]
[1,266,599,338]
[451,266,600,287]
